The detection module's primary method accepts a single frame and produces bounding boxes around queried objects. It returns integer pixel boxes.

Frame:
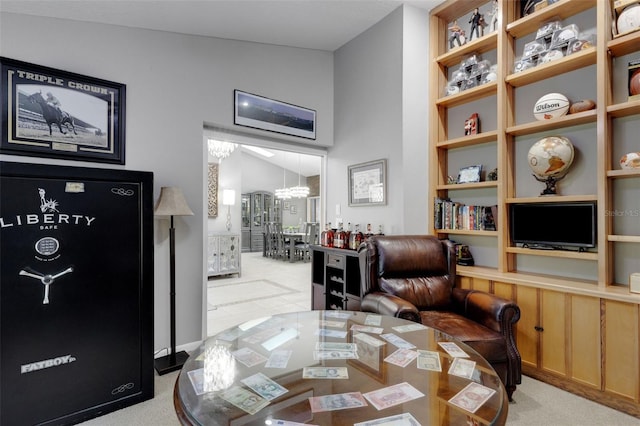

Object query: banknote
[363,382,425,410]
[231,347,267,367]
[241,327,281,344]
[308,392,367,412]
[380,333,416,349]
[265,349,293,369]
[448,382,496,414]
[316,342,357,352]
[303,366,349,379]
[391,323,427,333]
[315,328,347,338]
[220,386,270,415]
[354,332,386,347]
[314,350,359,360]
[416,350,442,372]
[384,348,418,367]
[318,320,346,328]
[448,357,476,379]
[351,324,384,334]
[364,314,382,326]
[438,341,469,358]
[354,413,422,426]
[323,311,352,319]
[241,372,288,400]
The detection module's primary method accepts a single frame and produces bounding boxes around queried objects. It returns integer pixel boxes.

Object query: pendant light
[275,167,291,200]
[289,154,310,198]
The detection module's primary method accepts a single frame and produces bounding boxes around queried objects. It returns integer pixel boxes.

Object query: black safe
[0,162,154,425]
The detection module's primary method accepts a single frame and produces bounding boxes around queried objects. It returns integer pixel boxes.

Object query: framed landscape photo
[0,57,126,164]
[348,159,387,206]
[457,164,482,184]
[234,90,316,140]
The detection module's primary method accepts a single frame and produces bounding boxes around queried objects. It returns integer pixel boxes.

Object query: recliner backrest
[364,235,456,309]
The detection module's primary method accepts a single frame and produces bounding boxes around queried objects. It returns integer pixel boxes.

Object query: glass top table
[174,310,507,426]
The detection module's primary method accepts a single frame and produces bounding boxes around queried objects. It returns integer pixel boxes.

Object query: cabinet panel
[493,281,515,301]
[541,290,566,376]
[570,295,600,388]
[207,234,241,277]
[515,285,539,369]
[604,300,639,400]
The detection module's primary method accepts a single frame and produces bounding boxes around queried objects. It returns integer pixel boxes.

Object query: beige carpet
[77,371,639,425]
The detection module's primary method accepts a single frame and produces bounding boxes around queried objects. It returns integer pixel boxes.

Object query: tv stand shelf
[506,246,598,261]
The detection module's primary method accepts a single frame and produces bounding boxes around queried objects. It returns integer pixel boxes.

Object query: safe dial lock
[19,266,74,304]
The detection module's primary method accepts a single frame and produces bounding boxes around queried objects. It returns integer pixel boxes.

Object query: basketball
[630,68,640,96]
[533,93,570,121]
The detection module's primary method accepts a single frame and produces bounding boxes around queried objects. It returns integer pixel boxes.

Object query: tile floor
[206,252,313,336]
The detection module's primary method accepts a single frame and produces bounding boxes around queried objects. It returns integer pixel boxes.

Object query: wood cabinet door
[540,290,566,377]
[570,295,601,388]
[604,300,639,400]
[515,286,539,369]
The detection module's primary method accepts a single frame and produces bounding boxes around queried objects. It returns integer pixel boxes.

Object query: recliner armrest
[361,292,421,323]
[451,288,520,335]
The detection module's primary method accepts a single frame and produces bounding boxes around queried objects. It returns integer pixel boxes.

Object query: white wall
[0,12,334,351]
[331,5,430,235]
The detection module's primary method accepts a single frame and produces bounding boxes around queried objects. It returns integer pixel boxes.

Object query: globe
[527,136,575,195]
[528,136,574,178]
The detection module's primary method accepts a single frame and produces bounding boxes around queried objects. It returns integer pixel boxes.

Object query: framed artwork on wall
[208,163,218,217]
[348,159,387,207]
[234,90,316,140]
[0,57,126,164]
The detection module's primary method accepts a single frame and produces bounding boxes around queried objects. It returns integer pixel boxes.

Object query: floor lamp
[154,187,194,375]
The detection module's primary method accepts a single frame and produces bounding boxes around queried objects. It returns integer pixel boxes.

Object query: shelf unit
[429,0,640,417]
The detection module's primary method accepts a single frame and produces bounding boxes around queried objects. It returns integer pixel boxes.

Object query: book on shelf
[434,198,497,231]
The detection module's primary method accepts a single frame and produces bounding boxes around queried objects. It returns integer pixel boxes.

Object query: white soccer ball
[533,93,570,121]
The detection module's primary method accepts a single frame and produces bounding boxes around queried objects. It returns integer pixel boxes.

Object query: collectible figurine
[468,8,482,41]
[489,0,499,32]
[464,113,479,135]
[448,20,465,48]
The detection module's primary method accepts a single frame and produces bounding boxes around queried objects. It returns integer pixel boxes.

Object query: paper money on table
[354,332,386,347]
[392,323,427,333]
[220,386,270,415]
[364,314,383,326]
[416,350,442,372]
[187,368,205,395]
[303,366,349,379]
[314,350,359,360]
[270,420,319,426]
[384,348,418,367]
[308,392,368,412]
[438,341,469,358]
[363,382,425,410]
[231,347,268,367]
[241,327,281,344]
[351,324,384,334]
[316,342,357,352]
[354,413,422,426]
[448,357,476,379]
[318,319,346,328]
[380,333,416,349]
[448,382,496,413]
[315,328,348,338]
[241,372,288,400]
[324,311,352,319]
[265,349,292,369]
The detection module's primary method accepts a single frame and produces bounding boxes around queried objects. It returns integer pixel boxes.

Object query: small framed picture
[290,205,297,214]
[458,165,482,184]
[283,201,290,210]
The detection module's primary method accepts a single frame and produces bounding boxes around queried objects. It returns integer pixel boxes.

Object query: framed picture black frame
[457,164,482,184]
[234,90,316,140]
[348,159,387,206]
[0,57,126,164]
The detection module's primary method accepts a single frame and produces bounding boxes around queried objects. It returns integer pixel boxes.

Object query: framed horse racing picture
[0,57,126,164]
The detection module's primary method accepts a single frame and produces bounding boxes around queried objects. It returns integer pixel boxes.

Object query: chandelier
[291,154,310,198]
[275,168,291,199]
[207,139,237,160]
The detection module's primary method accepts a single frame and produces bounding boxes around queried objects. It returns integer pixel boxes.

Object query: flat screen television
[509,202,597,249]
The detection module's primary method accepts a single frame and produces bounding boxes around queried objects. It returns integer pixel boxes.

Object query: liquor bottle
[365,223,373,239]
[344,222,352,248]
[321,222,334,247]
[349,223,364,250]
[377,224,385,235]
[334,222,346,249]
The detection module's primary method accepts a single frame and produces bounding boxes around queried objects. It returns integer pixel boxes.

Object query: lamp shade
[222,189,236,206]
[154,187,194,217]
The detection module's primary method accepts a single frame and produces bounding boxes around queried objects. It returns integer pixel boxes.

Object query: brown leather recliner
[360,235,521,401]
